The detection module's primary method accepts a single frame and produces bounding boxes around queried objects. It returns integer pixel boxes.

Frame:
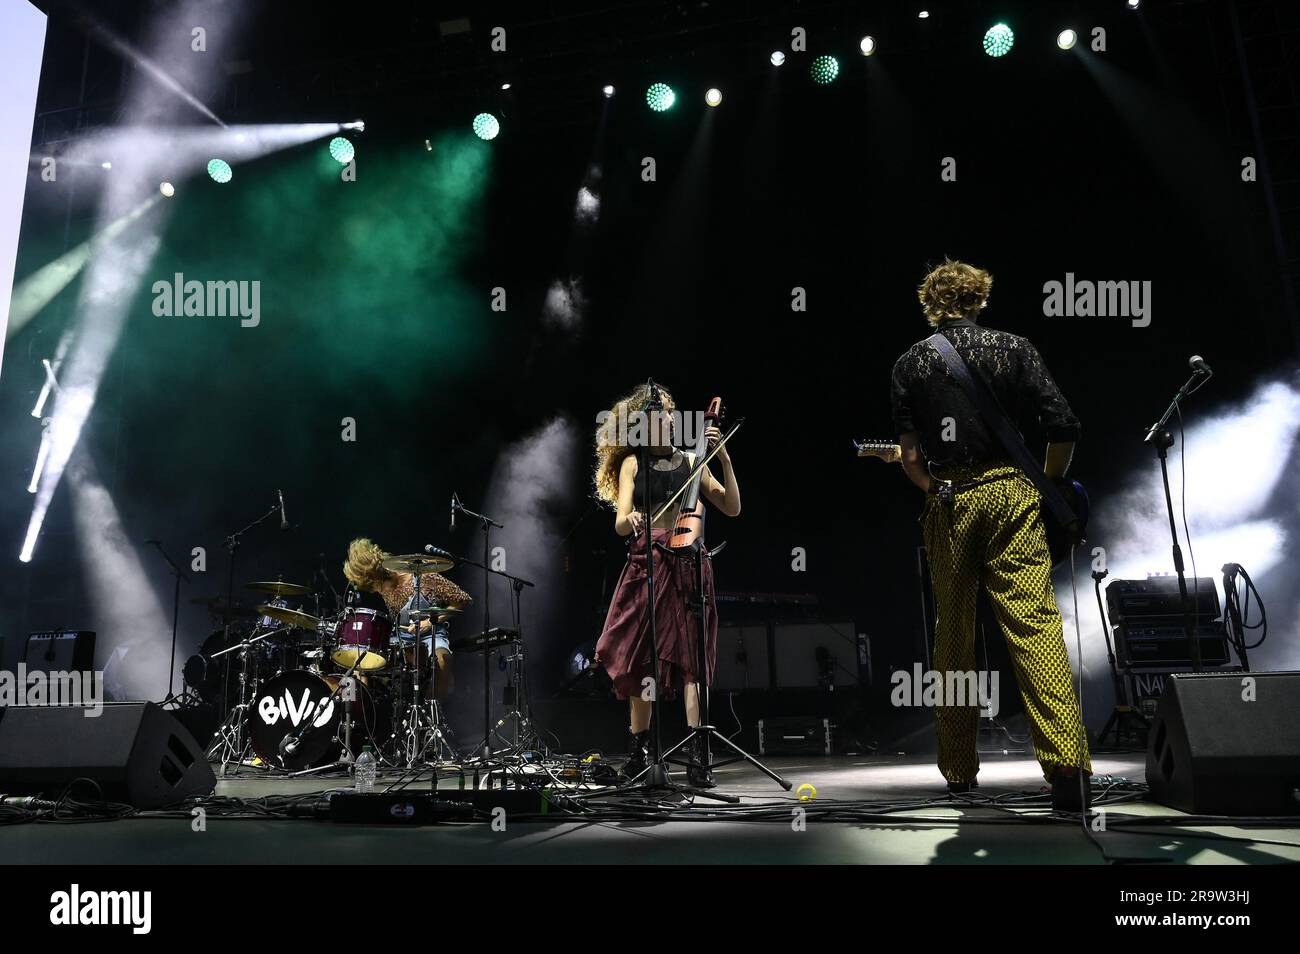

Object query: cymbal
[246,580,313,597]
[381,553,454,574]
[409,605,463,622]
[190,596,256,619]
[256,604,321,630]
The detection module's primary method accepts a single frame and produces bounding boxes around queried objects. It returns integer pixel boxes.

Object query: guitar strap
[926,332,1079,532]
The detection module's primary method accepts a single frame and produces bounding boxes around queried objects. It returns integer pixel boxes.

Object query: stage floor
[7,752,1299,865]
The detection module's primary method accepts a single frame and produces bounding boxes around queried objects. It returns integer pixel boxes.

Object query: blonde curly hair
[343,537,395,592]
[918,258,993,327]
[593,382,676,508]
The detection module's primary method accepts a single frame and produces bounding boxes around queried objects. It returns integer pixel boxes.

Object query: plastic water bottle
[354,745,376,793]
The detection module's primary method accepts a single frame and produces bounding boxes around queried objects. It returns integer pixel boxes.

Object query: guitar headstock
[853,438,902,463]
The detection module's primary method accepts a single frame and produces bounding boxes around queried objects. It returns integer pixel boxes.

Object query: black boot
[622,729,651,781]
[1051,765,1092,812]
[684,734,716,789]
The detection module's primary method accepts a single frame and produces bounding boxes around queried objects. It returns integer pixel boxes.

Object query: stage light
[100,161,112,170]
[646,83,676,112]
[1057,29,1077,50]
[328,135,355,163]
[472,112,500,140]
[770,51,785,66]
[206,158,232,183]
[159,181,175,197]
[919,10,930,18]
[983,23,1015,57]
[500,82,511,90]
[1127,0,1140,8]
[341,120,366,131]
[860,36,877,56]
[603,84,615,97]
[705,88,722,107]
[810,55,839,84]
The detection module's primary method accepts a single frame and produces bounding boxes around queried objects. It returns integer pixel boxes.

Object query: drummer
[342,537,472,699]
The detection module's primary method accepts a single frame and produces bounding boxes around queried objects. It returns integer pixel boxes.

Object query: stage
[7,752,1299,866]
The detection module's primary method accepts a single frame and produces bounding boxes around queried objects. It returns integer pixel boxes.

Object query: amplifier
[1106,576,1220,621]
[1115,622,1232,668]
[1126,666,1243,718]
[758,716,833,755]
[22,630,95,673]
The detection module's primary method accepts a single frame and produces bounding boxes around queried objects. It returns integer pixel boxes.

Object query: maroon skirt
[595,528,717,701]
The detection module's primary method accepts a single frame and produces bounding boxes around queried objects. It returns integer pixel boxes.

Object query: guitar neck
[854,439,902,463]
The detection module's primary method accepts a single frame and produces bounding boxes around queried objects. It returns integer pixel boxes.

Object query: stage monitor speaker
[1145,672,1300,815]
[0,702,216,809]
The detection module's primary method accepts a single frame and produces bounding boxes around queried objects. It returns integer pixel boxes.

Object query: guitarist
[888,258,1092,811]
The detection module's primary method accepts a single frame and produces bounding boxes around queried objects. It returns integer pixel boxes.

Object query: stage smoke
[543,278,586,330]
[1059,373,1300,724]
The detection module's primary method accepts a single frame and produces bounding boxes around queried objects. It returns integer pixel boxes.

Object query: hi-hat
[381,553,454,574]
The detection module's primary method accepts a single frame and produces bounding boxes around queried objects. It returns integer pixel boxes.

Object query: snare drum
[331,607,392,672]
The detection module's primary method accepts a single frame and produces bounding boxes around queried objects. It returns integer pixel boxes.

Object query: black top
[632,450,690,514]
[889,319,1080,468]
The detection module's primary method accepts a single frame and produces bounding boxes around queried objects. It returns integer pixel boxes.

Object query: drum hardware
[246,580,314,598]
[211,498,291,776]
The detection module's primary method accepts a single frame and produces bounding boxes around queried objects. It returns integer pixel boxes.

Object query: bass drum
[249,670,389,770]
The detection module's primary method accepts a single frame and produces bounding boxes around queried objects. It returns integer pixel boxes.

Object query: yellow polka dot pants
[921,465,1091,784]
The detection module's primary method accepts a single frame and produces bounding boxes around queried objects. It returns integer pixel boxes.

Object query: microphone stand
[448,498,509,769]
[211,501,282,774]
[1143,366,1212,673]
[147,540,192,706]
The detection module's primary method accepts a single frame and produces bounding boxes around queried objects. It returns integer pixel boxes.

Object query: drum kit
[189,553,486,775]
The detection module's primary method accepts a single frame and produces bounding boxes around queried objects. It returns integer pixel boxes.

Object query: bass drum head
[250,670,342,770]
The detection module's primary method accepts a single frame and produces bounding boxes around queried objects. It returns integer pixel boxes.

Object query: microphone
[1188,355,1213,375]
[450,492,458,534]
[278,490,289,530]
[424,544,453,559]
[280,732,300,757]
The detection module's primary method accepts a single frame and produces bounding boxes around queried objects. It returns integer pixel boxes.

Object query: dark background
[3,0,1297,745]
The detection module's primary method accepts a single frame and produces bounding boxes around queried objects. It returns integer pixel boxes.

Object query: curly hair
[918,258,993,328]
[593,382,676,508]
[343,537,395,592]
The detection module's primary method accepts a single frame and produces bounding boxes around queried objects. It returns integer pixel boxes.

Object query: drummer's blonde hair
[343,537,395,592]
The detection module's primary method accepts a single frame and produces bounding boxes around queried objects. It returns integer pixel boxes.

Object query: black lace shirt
[889,319,1080,468]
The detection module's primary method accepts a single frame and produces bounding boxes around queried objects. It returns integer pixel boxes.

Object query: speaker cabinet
[0,702,216,809]
[1146,672,1300,815]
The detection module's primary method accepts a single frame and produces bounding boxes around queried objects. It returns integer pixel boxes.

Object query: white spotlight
[501,82,511,90]
[100,161,112,170]
[159,181,175,197]
[705,88,722,107]
[860,36,876,56]
[341,120,366,131]
[918,10,930,18]
[1127,0,1140,9]
[603,84,615,97]
[1057,29,1077,50]
[770,50,785,66]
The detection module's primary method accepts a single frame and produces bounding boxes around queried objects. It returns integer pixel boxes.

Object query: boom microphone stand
[147,539,191,705]
[1142,357,1213,673]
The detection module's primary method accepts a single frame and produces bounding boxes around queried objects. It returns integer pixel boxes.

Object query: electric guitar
[852,438,1088,567]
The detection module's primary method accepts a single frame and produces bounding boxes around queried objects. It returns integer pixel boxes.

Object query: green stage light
[983,23,1015,57]
[472,113,500,140]
[206,159,232,183]
[329,136,355,164]
[646,83,675,112]
[810,55,839,84]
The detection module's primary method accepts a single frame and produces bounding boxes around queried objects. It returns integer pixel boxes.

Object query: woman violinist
[592,381,741,786]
